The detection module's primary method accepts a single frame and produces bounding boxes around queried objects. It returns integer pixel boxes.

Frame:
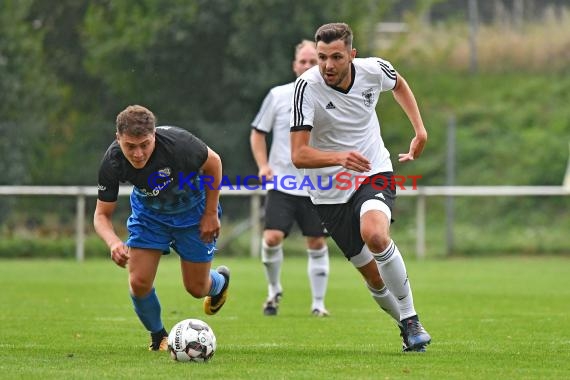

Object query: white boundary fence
[0,185,568,261]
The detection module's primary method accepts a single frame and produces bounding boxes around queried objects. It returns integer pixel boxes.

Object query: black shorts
[315,172,396,259]
[264,190,327,238]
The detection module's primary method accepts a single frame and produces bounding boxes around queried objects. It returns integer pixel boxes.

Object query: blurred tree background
[0,0,569,257]
[2,0,394,183]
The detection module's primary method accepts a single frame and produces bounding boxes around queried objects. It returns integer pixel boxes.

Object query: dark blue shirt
[97,126,208,215]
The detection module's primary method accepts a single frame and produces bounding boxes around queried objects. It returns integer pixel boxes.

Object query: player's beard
[322,65,350,88]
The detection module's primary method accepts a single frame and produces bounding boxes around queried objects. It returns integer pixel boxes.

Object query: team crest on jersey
[362,88,375,108]
[144,167,173,196]
[157,167,172,177]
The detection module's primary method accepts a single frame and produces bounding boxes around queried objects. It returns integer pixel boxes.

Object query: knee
[263,230,284,247]
[129,276,153,297]
[362,231,391,253]
[307,237,327,250]
[264,236,282,247]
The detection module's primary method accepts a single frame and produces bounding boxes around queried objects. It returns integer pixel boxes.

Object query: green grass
[1,256,569,379]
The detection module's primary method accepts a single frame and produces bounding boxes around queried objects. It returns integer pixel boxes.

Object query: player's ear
[115,132,120,142]
[351,48,357,59]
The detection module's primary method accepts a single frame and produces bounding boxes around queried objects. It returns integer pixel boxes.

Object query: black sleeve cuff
[290,125,313,132]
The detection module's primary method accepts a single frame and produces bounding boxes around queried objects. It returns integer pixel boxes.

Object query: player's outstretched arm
[392,73,428,162]
[94,199,129,267]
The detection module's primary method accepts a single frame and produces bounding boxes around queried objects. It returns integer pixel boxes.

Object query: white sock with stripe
[368,284,401,322]
[261,241,283,299]
[372,240,416,320]
[307,246,329,311]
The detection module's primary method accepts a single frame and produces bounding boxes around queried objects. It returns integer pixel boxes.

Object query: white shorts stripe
[349,246,374,268]
[360,199,392,222]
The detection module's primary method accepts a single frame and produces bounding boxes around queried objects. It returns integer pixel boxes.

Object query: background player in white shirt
[290,23,431,351]
[250,40,330,317]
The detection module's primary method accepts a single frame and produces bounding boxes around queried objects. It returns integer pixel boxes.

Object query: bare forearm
[250,131,269,169]
[202,149,222,215]
[204,187,220,216]
[290,130,370,172]
[393,75,428,161]
[291,145,341,169]
[393,75,427,138]
[94,215,122,248]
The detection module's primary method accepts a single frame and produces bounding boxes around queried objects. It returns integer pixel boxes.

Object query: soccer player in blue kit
[94,105,230,351]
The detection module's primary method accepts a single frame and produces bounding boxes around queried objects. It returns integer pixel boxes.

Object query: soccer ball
[167,318,217,362]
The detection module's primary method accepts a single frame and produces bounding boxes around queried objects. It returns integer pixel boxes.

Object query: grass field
[1,255,569,379]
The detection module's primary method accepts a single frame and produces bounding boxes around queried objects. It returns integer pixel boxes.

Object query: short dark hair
[315,23,353,47]
[116,105,156,136]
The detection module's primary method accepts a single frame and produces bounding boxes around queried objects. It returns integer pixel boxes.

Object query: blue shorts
[126,205,221,263]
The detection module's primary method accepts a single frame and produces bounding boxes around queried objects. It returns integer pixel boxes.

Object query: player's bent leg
[179,259,230,314]
[356,257,402,327]
[361,238,432,350]
[180,261,213,298]
[204,266,230,315]
[373,241,417,319]
[360,208,418,320]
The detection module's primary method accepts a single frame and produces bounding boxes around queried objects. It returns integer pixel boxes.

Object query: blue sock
[130,288,164,333]
[208,269,226,296]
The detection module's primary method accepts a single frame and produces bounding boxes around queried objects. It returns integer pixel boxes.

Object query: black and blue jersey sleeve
[97,147,121,202]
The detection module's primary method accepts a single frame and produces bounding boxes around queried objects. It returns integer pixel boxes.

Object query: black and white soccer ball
[167,318,217,362]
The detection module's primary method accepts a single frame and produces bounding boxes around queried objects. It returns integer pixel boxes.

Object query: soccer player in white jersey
[250,40,330,317]
[290,23,431,352]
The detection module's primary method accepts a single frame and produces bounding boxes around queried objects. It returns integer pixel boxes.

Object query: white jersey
[252,82,308,196]
[290,57,397,204]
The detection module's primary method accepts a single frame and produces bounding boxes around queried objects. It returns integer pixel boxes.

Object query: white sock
[307,246,329,311]
[368,284,401,323]
[261,240,283,299]
[372,240,417,320]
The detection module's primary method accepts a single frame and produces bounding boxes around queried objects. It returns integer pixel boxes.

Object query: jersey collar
[329,62,355,94]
